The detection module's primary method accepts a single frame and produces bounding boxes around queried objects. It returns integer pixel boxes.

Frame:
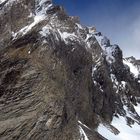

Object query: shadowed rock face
[0,0,140,140]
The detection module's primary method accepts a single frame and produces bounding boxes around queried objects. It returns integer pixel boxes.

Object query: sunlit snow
[12,15,46,39]
[78,120,91,130]
[123,59,139,78]
[105,46,115,63]
[98,115,140,140]
[76,23,83,30]
[12,0,52,39]
[95,35,104,48]
[79,125,89,140]
[58,30,78,44]
[134,103,140,116]
[0,0,6,4]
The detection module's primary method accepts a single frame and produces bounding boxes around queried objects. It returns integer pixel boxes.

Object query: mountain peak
[0,1,140,140]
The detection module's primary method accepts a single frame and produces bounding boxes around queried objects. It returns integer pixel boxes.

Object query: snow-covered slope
[98,100,140,140]
[98,114,140,140]
[123,58,139,78]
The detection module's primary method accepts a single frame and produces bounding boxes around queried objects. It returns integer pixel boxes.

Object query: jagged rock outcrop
[0,0,140,140]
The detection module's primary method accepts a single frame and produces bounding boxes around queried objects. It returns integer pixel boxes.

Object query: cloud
[81,1,140,59]
[116,16,140,59]
[132,17,140,47]
[94,11,140,59]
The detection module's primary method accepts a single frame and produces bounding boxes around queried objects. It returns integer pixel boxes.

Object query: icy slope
[98,115,140,140]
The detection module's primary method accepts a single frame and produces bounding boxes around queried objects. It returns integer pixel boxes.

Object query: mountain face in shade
[0,0,140,140]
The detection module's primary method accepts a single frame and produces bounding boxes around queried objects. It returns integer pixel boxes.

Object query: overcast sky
[55,0,140,59]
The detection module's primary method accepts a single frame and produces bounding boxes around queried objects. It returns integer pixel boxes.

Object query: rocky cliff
[0,0,140,140]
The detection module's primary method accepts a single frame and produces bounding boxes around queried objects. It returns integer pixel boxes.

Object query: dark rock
[0,0,140,140]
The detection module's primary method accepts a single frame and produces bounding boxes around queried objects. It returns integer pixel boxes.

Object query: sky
[54,0,140,59]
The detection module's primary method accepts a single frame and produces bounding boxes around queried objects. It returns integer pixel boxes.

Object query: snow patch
[122,104,140,126]
[0,0,19,11]
[79,125,89,140]
[98,124,118,140]
[76,23,84,30]
[98,115,140,140]
[78,120,91,130]
[28,50,31,54]
[71,47,75,52]
[94,35,104,48]
[112,116,140,140]
[0,0,6,4]
[94,34,115,63]
[121,81,126,89]
[28,12,34,18]
[123,59,139,78]
[58,30,78,44]
[12,14,46,39]
[110,74,126,93]
[85,34,92,48]
[0,0,16,5]
[12,0,53,39]
[105,47,115,63]
[35,0,53,16]
[39,25,61,44]
[94,34,110,48]
[110,74,119,89]
[40,26,51,37]
[134,103,140,116]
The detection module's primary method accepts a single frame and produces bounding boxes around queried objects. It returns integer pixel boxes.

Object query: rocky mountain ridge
[0,0,140,140]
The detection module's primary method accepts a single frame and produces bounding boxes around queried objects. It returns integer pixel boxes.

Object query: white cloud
[98,16,140,59]
[132,17,140,47]
[118,16,140,59]
[79,2,140,59]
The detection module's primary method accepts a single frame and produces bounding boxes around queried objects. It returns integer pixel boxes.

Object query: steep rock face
[0,0,140,140]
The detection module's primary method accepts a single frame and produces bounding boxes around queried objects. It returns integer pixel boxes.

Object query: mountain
[0,0,140,140]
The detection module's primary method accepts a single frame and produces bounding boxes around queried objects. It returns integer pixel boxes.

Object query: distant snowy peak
[85,29,120,64]
[87,28,139,79]
[94,32,110,48]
